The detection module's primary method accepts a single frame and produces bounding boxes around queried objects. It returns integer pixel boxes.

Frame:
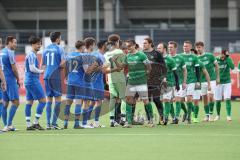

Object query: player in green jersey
[160,42,180,125]
[181,41,201,124]
[195,41,220,121]
[168,41,187,124]
[113,39,154,128]
[214,50,234,122]
[191,49,211,123]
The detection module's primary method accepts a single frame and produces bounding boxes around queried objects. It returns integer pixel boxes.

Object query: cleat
[33,124,45,130]
[64,125,68,129]
[46,125,52,130]
[73,125,84,129]
[93,122,105,128]
[8,126,19,131]
[187,118,191,124]
[120,120,126,126]
[163,117,168,126]
[214,116,220,121]
[110,122,115,127]
[2,126,8,132]
[52,125,63,130]
[209,115,214,122]
[193,118,199,123]
[82,125,94,129]
[203,115,209,122]
[182,113,187,122]
[174,118,179,124]
[227,116,232,122]
[26,126,36,131]
[122,123,132,128]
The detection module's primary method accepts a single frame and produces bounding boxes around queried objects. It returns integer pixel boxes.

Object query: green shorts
[109,82,126,99]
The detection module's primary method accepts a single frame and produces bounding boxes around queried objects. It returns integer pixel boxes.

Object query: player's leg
[201,82,210,122]
[163,88,173,125]
[214,84,223,121]
[208,81,216,121]
[1,98,9,132]
[24,85,34,130]
[74,99,83,129]
[64,85,74,129]
[108,83,118,126]
[44,79,53,129]
[180,88,187,122]
[224,83,232,121]
[51,96,62,129]
[186,83,195,124]
[193,90,201,123]
[82,99,93,128]
[174,95,182,124]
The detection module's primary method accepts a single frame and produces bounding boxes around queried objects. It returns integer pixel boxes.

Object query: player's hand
[195,82,201,90]
[40,70,44,74]
[17,80,21,88]
[207,85,211,91]
[175,85,180,91]
[216,78,220,85]
[182,82,187,90]
[1,81,6,91]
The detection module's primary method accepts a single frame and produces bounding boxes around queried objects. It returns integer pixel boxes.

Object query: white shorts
[215,83,232,101]
[174,85,185,98]
[193,90,201,100]
[201,81,216,95]
[125,84,148,100]
[182,83,195,96]
[163,87,174,100]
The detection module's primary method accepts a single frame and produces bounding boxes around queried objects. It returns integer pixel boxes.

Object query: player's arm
[194,57,200,83]
[143,59,152,76]
[202,68,211,91]
[59,47,66,69]
[226,57,235,70]
[238,62,240,88]
[111,57,126,72]
[9,51,20,86]
[182,65,187,90]
[29,56,44,73]
[41,52,46,71]
[0,67,6,91]
[213,55,220,84]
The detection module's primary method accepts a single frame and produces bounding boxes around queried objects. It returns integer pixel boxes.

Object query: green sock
[175,102,181,118]
[226,100,231,117]
[145,103,153,119]
[164,102,171,118]
[194,105,199,118]
[204,104,210,115]
[170,103,175,118]
[126,103,133,124]
[181,102,187,114]
[216,101,221,116]
[209,102,214,115]
[186,102,193,119]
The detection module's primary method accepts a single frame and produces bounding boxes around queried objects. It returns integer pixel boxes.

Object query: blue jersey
[0,47,16,81]
[92,51,105,90]
[66,52,84,86]
[42,44,65,80]
[24,51,40,85]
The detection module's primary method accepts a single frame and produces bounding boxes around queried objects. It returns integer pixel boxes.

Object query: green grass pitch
[1,100,240,160]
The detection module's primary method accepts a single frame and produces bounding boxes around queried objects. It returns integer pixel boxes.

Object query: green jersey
[199,61,206,83]
[181,53,199,84]
[198,52,217,82]
[216,56,235,84]
[238,61,240,71]
[104,49,126,84]
[125,51,149,85]
[171,54,186,84]
[164,54,177,87]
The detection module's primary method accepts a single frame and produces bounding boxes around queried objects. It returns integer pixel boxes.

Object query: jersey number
[46,52,54,66]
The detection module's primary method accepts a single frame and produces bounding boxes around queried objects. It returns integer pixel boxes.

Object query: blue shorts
[0,89,3,100]
[92,88,104,101]
[44,79,62,97]
[66,85,86,100]
[25,82,45,101]
[3,80,19,101]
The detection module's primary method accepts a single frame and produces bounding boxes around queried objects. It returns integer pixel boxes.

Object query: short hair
[158,42,168,50]
[108,34,120,43]
[5,36,16,45]
[29,36,41,45]
[168,41,178,48]
[195,41,204,47]
[144,37,154,48]
[50,32,61,42]
[184,40,192,45]
[97,40,107,49]
[126,39,136,46]
[84,37,96,49]
[75,40,85,50]
[191,48,198,55]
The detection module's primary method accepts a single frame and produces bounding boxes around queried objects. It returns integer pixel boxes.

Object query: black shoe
[164,117,168,125]
[52,124,63,130]
[64,125,68,129]
[182,113,187,122]
[174,118,179,124]
[73,125,84,129]
[187,118,191,124]
[26,126,36,131]
[110,122,115,127]
[33,124,45,130]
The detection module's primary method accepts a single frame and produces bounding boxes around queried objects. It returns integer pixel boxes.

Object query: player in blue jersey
[64,40,85,129]
[1,36,20,132]
[42,32,65,130]
[24,37,46,131]
[0,38,7,132]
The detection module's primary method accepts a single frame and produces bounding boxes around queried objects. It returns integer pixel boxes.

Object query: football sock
[216,101,221,116]
[94,105,101,122]
[194,105,199,118]
[204,104,210,116]
[34,102,46,124]
[74,104,82,126]
[52,101,61,126]
[126,103,133,124]
[25,104,32,127]
[226,100,231,117]
[46,102,52,125]
[64,104,71,126]
[145,103,153,119]
[209,102,214,115]
[2,106,7,126]
[175,102,181,118]
[181,102,187,114]
[8,105,18,126]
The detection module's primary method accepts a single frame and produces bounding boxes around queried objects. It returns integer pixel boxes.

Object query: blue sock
[52,101,61,126]
[7,105,18,126]
[74,104,82,126]
[2,106,7,126]
[87,105,94,120]
[0,102,3,119]
[64,104,71,126]
[25,104,32,118]
[36,102,46,118]
[82,108,88,126]
[95,105,101,121]
[46,102,52,125]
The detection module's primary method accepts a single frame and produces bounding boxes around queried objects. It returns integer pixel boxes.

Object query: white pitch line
[2,133,240,137]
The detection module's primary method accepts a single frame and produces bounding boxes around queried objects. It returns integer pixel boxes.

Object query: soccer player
[195,41,220,121]
[64,40,85,129]
[167,41,187,124]
[191,49,211,123]
[143,38,166,124]
[0,38,7,131]
[1,36,20,132]
[104,34,126,127]
[24,37,46,130]
[113,39,154,128]
[181,41,201,124]
[160,42,180,125]
[214,50,234,121]
[42,32,65,130]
